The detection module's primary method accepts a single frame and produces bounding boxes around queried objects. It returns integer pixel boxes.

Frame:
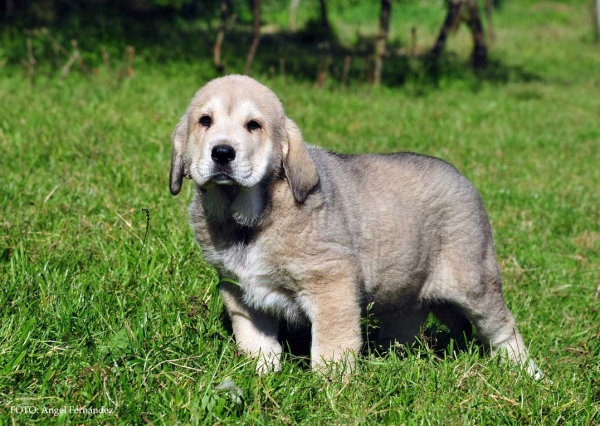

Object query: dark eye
[246,120,261,132]
[199,116,212,127]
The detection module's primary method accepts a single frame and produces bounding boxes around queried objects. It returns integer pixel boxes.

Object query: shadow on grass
[420,54,542,86]
[4,11,542,89]
[277,317,486,371]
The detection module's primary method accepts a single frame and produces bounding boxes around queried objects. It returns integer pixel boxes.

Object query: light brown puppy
[170,75,540,377]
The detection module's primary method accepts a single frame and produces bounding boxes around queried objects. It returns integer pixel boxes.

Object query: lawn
[1,0,599,424]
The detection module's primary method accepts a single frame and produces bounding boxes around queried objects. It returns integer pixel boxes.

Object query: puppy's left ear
[282,118,319,203]
[169,114,190,196]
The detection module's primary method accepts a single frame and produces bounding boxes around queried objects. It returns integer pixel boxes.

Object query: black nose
[211,145,236,164]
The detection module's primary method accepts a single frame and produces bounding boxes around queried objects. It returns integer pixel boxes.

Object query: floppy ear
[169,115,190,196]
[283,118,319,203]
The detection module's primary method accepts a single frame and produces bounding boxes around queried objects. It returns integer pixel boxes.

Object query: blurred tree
[244,0,261,75]
[214,0,232,73]
[1,0,512,85]
[429,0,487,70]
[484,0,494,42]
[315,0,332,86]
[373,0,391,86]
[289,0,301,32]
[594,0,600,42]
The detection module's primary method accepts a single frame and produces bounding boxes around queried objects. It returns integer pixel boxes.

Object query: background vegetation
[1,0,599,424]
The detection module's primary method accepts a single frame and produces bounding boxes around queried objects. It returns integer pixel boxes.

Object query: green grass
[1,1,599,424]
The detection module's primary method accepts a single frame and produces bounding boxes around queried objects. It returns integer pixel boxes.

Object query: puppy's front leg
[219,281,282,373]
[306,283,362,373]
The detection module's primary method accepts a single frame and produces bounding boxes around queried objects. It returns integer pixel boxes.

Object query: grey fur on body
[170,75,540,377]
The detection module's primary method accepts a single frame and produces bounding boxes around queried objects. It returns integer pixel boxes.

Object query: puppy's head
[170,75,319,206]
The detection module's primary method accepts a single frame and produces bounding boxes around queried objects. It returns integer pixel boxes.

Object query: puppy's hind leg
[431,304,473,347]
[464,294,541,378]
[377,308,428,351]
[455,262,543,379]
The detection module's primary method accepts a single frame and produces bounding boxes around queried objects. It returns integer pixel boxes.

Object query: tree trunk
[429,0,487,70]
[594,0,600,42]
[410,26,417,58]
[289,0,301,32]
[6,0,14,17]
[214,0,230,73]
[244,0,261,75]
[466,0,487,69]
[319,0,330,47]
[429,0,464,62]
[485,0,494,43]
[341,55,351,87]
[316,0,332,87]
[373,0,392,86]
[26,38,36,85]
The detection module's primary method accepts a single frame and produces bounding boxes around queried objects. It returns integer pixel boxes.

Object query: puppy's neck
[199,181,270,228]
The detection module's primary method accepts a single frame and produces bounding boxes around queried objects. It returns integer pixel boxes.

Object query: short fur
[170,75,540,377]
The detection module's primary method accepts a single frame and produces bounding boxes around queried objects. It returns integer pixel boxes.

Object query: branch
[373,0,392,86]
[26,38,36,85]
[214,0,230,73]
[244,0,261,75]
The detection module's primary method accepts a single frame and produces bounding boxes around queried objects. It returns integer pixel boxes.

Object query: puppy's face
[170,75,320,222]
[173,75,286,192]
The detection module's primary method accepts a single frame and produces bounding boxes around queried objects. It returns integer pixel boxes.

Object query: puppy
[170,75,540,377]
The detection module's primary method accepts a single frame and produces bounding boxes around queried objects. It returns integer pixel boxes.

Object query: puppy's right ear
[283,118,319,203]
[169,115,190,196]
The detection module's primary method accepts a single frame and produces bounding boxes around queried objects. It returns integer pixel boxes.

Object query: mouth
[211,173,237,186]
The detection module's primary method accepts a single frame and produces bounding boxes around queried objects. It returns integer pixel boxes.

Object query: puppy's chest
[204,237,307,321]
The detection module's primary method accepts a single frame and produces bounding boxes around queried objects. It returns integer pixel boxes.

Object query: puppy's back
[308,147,483,220]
